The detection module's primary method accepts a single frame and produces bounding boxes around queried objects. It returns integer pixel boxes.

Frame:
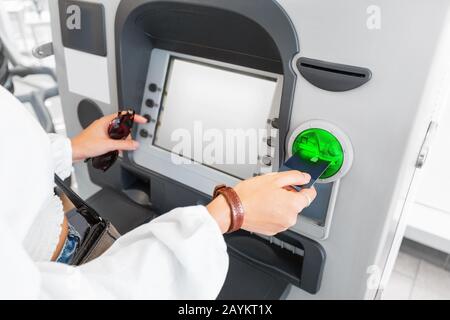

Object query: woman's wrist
[206,195,232,234]
[71,136,90,162]
[70,137,82,162]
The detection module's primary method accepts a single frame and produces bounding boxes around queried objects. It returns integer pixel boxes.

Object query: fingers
[134,114,148,124]
[108,139,140,151]
[294,187,317,209]
[274,171,311,188]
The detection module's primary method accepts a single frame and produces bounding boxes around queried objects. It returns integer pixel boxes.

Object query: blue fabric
[56,224,81,265]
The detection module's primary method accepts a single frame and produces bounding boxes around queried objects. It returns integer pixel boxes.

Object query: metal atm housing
[48,0,450,299]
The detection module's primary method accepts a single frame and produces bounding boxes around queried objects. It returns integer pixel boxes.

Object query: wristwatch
[213,185,245,234]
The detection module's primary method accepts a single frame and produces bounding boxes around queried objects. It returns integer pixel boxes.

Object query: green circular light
[292,128,344,179]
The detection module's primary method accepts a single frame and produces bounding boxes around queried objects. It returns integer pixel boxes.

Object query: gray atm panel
[110,0,327,296]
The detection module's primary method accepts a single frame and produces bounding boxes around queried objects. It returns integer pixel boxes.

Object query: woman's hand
[71,113,148,162]
[207,171,317,235]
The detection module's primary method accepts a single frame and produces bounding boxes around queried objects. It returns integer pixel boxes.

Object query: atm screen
[153,58,279,179]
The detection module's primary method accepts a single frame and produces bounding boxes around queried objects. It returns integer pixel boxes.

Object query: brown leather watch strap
[213,185,245,234]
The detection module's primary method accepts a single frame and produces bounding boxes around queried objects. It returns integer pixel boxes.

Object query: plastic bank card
[279,155,331,191]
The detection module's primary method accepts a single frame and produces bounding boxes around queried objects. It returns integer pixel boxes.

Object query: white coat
[0,86,228,299]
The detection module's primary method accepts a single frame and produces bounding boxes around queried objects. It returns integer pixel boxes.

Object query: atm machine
[46,0,450,299]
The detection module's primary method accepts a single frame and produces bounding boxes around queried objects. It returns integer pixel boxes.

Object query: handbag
[55,175,121,266]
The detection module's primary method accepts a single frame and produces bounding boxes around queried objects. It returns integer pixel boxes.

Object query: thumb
[108,139,140,152]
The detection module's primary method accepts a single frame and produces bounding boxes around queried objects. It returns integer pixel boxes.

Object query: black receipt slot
[79,0,326,298]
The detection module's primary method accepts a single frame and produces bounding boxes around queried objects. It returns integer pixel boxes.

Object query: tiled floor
[383,239,450,300]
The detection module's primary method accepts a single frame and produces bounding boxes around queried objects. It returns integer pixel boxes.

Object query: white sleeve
[48,134,73,180]
[33,206,229,300]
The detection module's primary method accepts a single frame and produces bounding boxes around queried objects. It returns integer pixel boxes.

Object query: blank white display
[153,58,278,179]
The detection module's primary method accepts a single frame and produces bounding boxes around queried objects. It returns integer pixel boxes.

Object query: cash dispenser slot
[223,230,325,296]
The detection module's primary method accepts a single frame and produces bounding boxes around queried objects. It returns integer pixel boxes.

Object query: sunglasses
[88,110,136,172]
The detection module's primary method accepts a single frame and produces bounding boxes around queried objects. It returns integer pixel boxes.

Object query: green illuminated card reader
[288,121,353,184]
[287,121,354,239]
[292,128,344,180]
